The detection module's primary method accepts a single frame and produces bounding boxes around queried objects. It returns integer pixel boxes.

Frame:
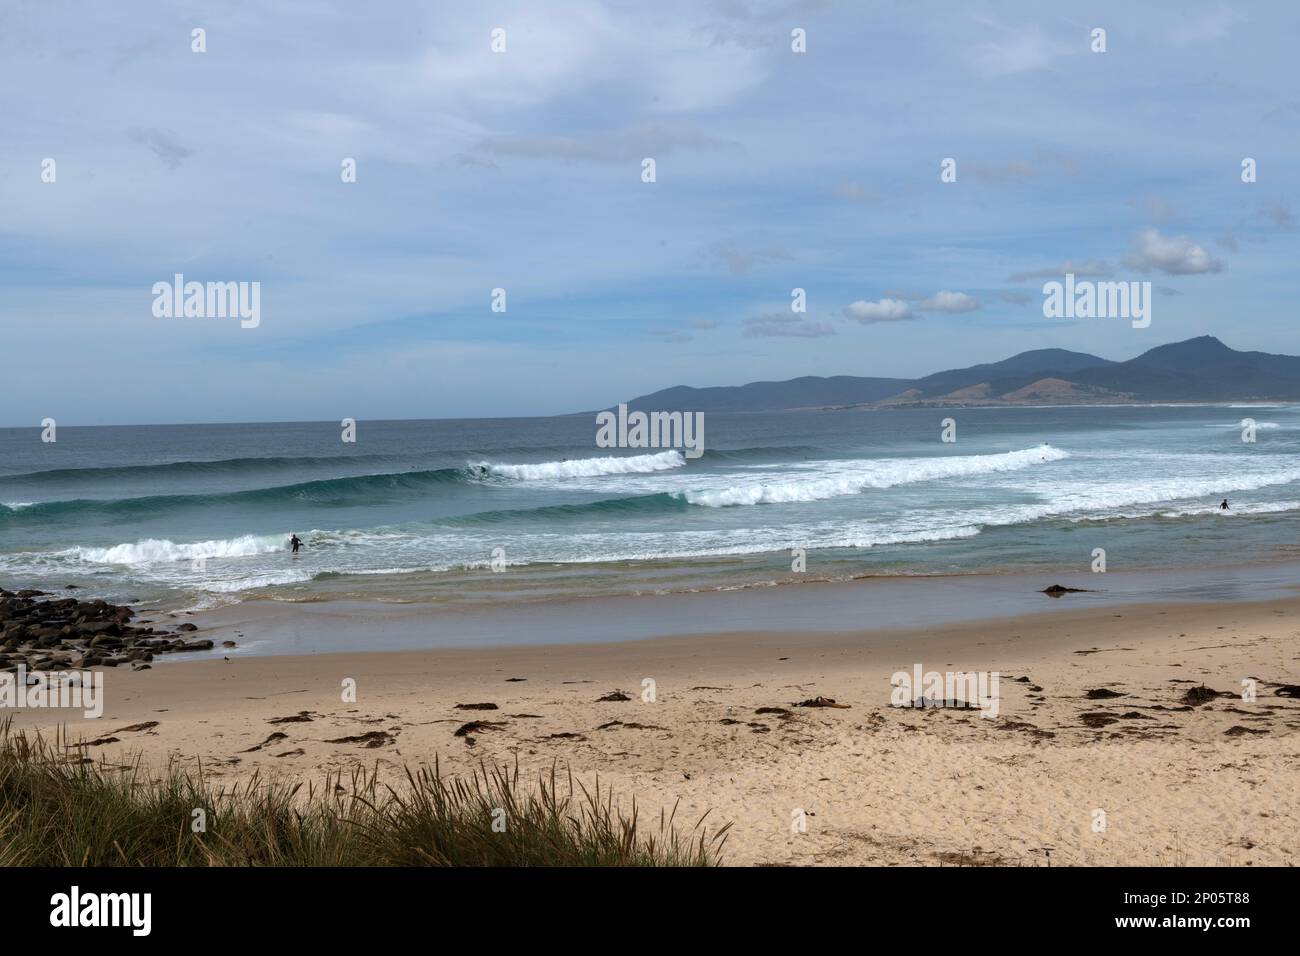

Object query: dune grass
[0,721,728,866]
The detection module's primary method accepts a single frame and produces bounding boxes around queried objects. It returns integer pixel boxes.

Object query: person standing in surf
[289,533,303,554]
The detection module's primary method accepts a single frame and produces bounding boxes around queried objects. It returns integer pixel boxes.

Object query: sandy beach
[11,590,1299,867]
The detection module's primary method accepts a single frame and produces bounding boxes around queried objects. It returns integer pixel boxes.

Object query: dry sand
[11,596,1300,866]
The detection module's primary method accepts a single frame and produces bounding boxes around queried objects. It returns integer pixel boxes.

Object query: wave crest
[680,445,1068,507]
[482,450,685,480]
[74,534,286,565]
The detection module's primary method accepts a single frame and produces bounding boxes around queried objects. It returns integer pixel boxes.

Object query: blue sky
[1,0,1297,425]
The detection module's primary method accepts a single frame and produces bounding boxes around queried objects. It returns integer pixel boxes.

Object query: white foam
[483,450,685,479]
[200,570,316,592]
[680,445,1068,507]
[73,534,286,565]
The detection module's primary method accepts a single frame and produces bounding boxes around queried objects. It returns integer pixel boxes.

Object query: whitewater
[3,405,1299,606]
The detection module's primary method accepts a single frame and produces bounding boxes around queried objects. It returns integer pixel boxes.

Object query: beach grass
[0,721,728,867]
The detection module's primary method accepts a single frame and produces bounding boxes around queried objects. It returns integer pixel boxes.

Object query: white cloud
[1007,260,1113,282]
[476,124,735,163]
[125,127,193,169]
[844,298,914,323]
[1169,9,1246,46]
[743,313,836,337]
[367,2,766,113]
[1122,228,1224,275]
[833,181,881,202]
[967,24,1072,77]
[918,291,981,313]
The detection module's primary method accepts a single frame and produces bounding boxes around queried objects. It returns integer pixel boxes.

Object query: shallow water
[3,404,1299,610]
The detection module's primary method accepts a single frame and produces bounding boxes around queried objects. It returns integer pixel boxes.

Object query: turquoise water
[2,404,1299,609]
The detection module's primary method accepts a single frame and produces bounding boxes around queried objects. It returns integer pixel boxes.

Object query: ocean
[3,404,1299,612]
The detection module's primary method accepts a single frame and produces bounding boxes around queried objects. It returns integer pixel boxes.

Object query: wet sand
[170,559,1300,657]
[10,592,1300,866]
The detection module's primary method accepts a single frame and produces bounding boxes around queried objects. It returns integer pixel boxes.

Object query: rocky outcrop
[0,588,214,673]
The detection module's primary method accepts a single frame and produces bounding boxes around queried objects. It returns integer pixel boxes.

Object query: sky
[1,0,1297,426]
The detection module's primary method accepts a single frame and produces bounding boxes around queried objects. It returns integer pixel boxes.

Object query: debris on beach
[268,711,317,724]
[1181,685,1230,706]
[113,721,160,733]
[996,719,1056,739]
[242,732,289,752]
[1085,688,1124,699]
[596,719,667,731]
[454,702,499,710]
[1080,712,1119,728]
[596,690,632,702]
[325,730,395,748]
[453,721,505,738]
[1224,725,1269,737]
[910,696,979,710]
[1041,584,1090,597]
[794,696,850,709]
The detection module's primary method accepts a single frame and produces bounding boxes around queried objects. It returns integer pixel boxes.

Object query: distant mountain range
[617,337,1300,412]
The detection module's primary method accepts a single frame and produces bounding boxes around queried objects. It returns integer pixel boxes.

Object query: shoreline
[9,590,1300,866]
[171,558,1300,658]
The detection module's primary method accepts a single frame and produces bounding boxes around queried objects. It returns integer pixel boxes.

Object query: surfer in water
[289,533,303,554]
[1220,499,1229,510]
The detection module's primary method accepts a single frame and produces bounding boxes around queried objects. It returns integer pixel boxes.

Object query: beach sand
[10,595,1300,866]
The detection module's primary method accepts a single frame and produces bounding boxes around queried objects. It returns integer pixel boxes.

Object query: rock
[176,622,198,632]
[1042,584,1089,597]
[0,589,213,675]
